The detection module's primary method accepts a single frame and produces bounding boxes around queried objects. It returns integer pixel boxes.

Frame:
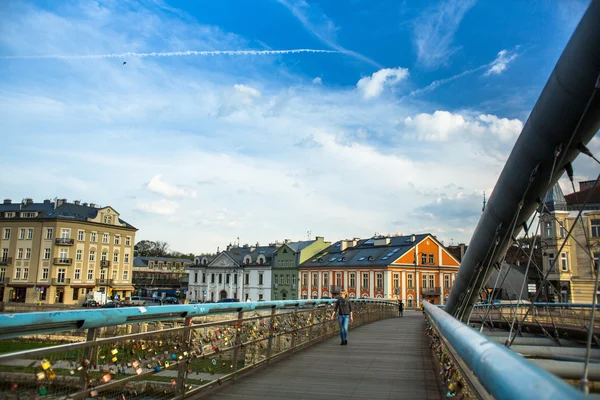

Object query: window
[76,250,82,261]
[104,215,112,224]
[78,231,84,241]
[42,268,49,280]
[259,273,264,285]
[545,222,553,238]
[323,272,329,287]
[561,253,569,272]
[125,236,131,246]
[21,212,36,218]
[114,235,120,245]
[444,274,450,289]
[113,252,119,263]
[112,269,117,280]
[23,268,29,280]
[408,273,414,289]
[25,248,31,259]
[61,229,69,239]
[595,253,600,272]
[429,274,435,288]
[408,297,413,307]
[45,228,53,240]
[302,273,308,286]
[17,248,23,259]
[89,250,95,262]
[362,273,369,289]
[592,220,600,238]
[351,273,357,288]
[44,248,50,260]
[72,288,79,301]
[274,274,278,285]
[429,254,434,264]
[421,253,427,264]
[422,274,427,288]
[393,273,399,288]
[59,248,67,260]
[336,272,342,286]
[547,253,555,271]
[4,212,14,218]
[211,273,215,284]
[259,294,264,301]
[101,251,107,261]
[376,272,383,289]
[560,223,567,238]
[19,229,25,240]
[312,273,318,287]
[202,273,206,283]
[194,272,198,284]
[102,233,109,244]
[15,267,21,280]
[74,269,81,281]
[90,232,97,242]
[123,270,128,281]
[87,269,93,280]
[1,248,7,260]
[0,268,4,282]
[226,274,230,284]
[3,228,10,240]
[245,273,250,285]
[25,228,33,240]
[57,268,66,283]
[218,274,223,284]
[124,253,130,263]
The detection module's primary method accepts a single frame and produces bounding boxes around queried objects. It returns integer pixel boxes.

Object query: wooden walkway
[197,311,444,400]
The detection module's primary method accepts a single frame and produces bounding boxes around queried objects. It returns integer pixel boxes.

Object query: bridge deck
[198,311,443,400]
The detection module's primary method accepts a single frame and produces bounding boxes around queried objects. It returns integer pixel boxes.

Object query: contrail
[0,48,339,60]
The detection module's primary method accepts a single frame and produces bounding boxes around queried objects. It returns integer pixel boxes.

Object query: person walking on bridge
[331,290,353,345]
[398,299,404,317]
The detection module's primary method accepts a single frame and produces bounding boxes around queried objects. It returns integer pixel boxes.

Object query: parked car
[82,300,98,308]
[102,301,123,308]
[188,299,199,304]
[128,296,146,306]
[163,297,180,304]
[218,298,239,303]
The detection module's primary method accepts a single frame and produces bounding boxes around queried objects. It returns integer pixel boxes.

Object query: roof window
[358,257,366,261]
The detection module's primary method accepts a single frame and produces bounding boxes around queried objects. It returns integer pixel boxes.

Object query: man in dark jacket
[331,291,353,345]
[398,299,404,317]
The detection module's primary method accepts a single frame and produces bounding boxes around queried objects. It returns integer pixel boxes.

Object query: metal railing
[0,299,396,398]
[423,301,585,399]
[51,278,71,285]
[55,238,75,245]
[421,287,441,295]
[0,257,12,266]
[53,258,73,265]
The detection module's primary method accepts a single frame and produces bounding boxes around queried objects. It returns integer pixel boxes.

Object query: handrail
[423,301,585,399]
[0,298,393,339]
[473,303,600,308]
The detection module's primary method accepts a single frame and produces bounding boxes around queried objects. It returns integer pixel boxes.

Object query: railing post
[80,327,97,390]
[177,316,193,396]
[266,307,276,364]
[290,306,298,352]
[231,310,244,381]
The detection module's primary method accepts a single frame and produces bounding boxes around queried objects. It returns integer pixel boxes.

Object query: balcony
[96,278,113,286]
[52,278,71,285]
[0,257,12,266]
[100,260,111,268]
[0,277,9,284]
[53,258,73,266]
[421,287,441,296]
[55,238,74,246]
[330,285,341,294]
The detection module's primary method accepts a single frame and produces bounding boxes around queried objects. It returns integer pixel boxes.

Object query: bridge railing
[0,299,396,398]
[423,301,585,399]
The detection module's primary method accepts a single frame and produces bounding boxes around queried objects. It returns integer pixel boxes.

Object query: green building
[271,236,330,300]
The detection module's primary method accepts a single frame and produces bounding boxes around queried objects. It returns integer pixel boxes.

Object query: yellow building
[542,181,600,303]
[0,198,137,305]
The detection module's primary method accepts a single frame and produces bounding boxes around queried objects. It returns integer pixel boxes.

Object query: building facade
[271,236,331,300]
[542,181,600,303]
[298,234,460,307]
[132,256,194,297]
[0,198,137,305]
[188,244,278,302]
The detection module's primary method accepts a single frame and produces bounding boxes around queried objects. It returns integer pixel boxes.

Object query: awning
[71,284,96,288]
[112,286,135,291]
[7,283,35,287]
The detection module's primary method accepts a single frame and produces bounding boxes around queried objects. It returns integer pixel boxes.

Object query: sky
[0,0,596,254]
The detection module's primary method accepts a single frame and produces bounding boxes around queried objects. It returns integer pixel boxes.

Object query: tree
[134,240,155,257]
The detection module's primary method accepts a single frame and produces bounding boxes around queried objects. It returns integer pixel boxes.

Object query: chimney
[43,199,50,204]
[411,234,416,243]
[82,203,88,207]
[340,241,348,252]
[3,199,11,205]
[74,200,81,205]
[90,203,96,208]
[25,198,33,205]
[55,198,67,208]
[315,236,324,241]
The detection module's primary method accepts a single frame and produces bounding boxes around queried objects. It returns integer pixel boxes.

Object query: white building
[188,244,278,302]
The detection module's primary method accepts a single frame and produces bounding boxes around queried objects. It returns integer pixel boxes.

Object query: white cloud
[356,67,409,99]
[413,0,477,68]
[312,77,322,85]
[484,49,519,76]
[403,110,523,142]
[135,199,180,215]
[146,175,197,198]
[234,84,261,97]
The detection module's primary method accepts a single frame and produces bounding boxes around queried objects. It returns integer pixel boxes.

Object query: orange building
[297,234,460,307]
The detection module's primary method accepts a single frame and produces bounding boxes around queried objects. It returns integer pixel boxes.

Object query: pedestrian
[398,299,404,317]
[331,290,353,345]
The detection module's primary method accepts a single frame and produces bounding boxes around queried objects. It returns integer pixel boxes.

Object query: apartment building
[0,198,137,305]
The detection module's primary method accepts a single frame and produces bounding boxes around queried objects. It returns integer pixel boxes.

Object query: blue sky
[0,0,595,254]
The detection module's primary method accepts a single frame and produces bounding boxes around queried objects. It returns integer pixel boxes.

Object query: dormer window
[244,255,251,265]
[202,258,208,266]
[257,255,266,265]
[368,256,375,261]
[104,215,112,224]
